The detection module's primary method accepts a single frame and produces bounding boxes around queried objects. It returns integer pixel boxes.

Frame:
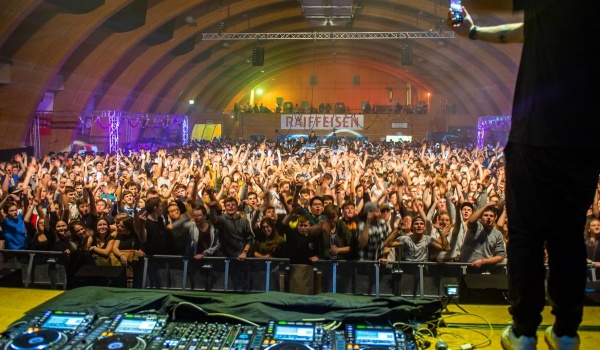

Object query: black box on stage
[72,265,126,288]
[585,281,600,305]
[459,274,508,304]
[0,268,23,287]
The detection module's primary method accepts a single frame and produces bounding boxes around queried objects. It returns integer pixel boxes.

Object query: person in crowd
[165,201,192,256]
[142,197,175,256]
[340,201,360,260]
[0,200,29,252]
[309,204,352,260]
[112,213,143,265]
[253,217,285,258]
[189,205,220,260]
[385,215,450,295]
[282,209,318,265]
[208,195,254,291]
[585,218,600,281]
[300,196,326,225]
[88,218,115,266]
[459,202,505,273]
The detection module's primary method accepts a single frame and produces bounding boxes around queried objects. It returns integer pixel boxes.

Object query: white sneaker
[501,326,537,350]
[545,326,580,350]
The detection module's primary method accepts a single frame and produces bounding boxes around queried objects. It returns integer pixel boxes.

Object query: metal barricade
[0,249,67,289]
[3,248,597,299]
[142,256,289,292]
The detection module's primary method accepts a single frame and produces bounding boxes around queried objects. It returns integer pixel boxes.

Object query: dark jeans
[505,142,600,337]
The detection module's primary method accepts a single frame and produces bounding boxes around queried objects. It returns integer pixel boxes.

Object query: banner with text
[281,114,364,130]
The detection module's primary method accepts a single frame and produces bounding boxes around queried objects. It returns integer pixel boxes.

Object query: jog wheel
[7,330,67,349]
[265,343,315,350]
[87,334,146,350]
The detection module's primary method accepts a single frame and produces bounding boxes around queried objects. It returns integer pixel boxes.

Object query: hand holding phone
[450,0,463,23]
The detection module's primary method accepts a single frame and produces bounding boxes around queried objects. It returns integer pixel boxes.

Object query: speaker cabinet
[585,281,600,305]
[459,274,508,304]
[401,45,413,66]
[71,266,126,289]
[253,47,265,66]
[0,268,23,287]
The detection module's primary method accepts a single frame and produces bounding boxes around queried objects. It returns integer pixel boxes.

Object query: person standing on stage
[449,3,600,349]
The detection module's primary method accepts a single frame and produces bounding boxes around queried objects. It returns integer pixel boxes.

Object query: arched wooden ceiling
[0,0,523,149]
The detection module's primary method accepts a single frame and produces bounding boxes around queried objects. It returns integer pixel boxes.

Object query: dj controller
[0,311,417,350]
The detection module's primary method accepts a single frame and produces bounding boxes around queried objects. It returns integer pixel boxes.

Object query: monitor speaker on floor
[0,268,23,287]
[584,281,600,305]
[459,274,508,304]
[71,265,126,288]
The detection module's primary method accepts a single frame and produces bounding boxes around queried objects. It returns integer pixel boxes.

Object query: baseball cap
[8,186,21,195]
[379,203,392,211]
[364,202,378,213]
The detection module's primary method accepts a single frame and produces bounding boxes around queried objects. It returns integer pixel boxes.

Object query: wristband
[243,250,248,254]
[469,26,478,40]
[481,259,485,265]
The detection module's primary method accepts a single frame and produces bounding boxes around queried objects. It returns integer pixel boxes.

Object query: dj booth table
[2,287,442,350]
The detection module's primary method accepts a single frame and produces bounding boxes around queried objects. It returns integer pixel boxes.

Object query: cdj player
[1,312,416,350]
[1,311,97,350]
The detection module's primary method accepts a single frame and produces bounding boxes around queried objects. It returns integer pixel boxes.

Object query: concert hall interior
[2,1,600,350]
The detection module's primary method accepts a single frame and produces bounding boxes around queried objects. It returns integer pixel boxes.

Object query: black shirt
[510,0,600,148]
[144,218,176,255]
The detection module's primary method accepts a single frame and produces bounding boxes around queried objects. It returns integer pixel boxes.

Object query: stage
[1,287,599,349]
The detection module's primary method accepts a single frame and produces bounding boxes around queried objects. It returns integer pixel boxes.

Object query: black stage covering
[24,287,442,323]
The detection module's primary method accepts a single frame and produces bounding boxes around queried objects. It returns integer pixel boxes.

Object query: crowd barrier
[2,249,598,300]
[0,249,67,289]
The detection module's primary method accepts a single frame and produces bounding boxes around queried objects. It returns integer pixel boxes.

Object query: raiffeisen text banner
[281,114,364,130]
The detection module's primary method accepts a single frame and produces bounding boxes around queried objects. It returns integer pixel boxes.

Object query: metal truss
[106,110,121,155]
[202,31,455,41]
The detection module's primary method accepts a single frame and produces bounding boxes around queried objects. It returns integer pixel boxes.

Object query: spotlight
[189,99,195,105]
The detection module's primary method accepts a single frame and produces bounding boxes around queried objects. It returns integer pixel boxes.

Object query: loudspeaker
[584,281,600,305]
[459,274,508,304]
[253,47,265,66]
[401,45,412,66]
[104,0,148,32]
[0,268,23,287]
[71,265,126,288]
[143,19,175,46]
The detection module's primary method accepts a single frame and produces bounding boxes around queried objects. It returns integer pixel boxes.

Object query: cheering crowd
[0,137,599,290]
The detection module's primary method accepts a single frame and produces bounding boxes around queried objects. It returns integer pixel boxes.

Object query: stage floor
[1,287,598,349]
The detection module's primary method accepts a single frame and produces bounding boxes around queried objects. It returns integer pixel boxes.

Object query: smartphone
[450,0,463,23]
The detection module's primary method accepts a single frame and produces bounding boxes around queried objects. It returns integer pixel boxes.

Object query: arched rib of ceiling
[97,0,303,111]
[0,0,132,146]
[0,0,44,49]
[55,0,216,113]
